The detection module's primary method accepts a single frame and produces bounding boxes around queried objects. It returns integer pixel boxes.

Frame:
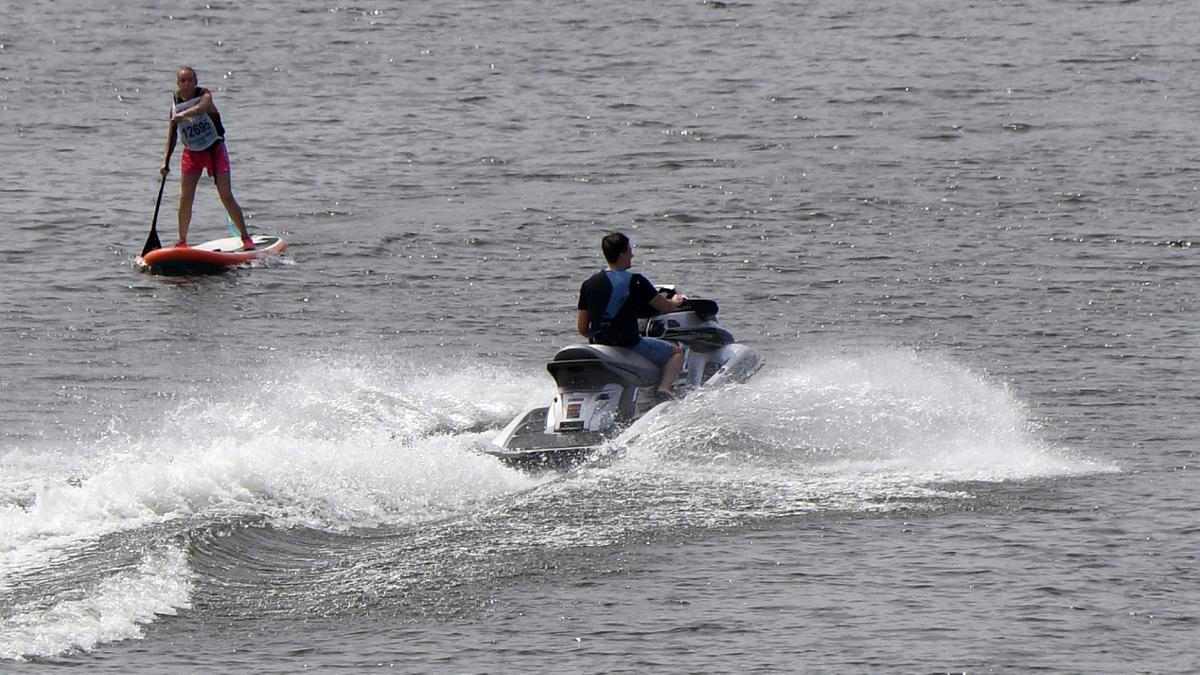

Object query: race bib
[172,95,220,150]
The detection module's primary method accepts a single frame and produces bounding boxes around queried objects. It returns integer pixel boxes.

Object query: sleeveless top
[172,88,225,152]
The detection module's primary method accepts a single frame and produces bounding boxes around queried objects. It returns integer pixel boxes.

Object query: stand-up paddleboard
[136,235,287,275]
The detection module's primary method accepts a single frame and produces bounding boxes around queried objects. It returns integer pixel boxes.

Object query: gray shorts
[632,337,677,366]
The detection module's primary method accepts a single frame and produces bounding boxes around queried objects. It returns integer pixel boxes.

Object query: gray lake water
[1,0,1197,672]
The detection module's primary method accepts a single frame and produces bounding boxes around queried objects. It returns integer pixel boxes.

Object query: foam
[619,347,1114,484]
[0,545,193,661]
[0,349,1111,659]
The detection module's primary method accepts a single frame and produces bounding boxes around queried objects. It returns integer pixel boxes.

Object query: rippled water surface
[2,0,1198,672]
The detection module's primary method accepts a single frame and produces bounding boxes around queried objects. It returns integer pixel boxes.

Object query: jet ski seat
[547,344,660,389]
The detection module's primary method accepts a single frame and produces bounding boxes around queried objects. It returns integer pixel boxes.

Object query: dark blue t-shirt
[578,269,658,347]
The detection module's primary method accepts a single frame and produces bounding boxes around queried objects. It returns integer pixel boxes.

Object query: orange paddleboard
[137,235,286,274]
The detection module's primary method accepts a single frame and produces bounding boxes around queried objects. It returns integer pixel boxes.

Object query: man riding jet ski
[488,233,761,470]
[576,232,689,401]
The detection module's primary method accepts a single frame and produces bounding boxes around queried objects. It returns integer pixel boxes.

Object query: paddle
[140,171,168,257]
[143,96,177,257]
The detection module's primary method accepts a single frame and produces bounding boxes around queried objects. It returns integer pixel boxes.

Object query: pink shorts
[181,142,231,177]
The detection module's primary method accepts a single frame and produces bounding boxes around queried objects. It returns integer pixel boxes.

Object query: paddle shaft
[140,172,168,257]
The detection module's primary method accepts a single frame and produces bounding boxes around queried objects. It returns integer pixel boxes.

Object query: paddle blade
[141,228,162,257]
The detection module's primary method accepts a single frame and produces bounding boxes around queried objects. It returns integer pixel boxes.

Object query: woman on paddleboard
[160,66,254,250]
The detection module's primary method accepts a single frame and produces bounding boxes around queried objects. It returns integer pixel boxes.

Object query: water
[2,0,1198,671]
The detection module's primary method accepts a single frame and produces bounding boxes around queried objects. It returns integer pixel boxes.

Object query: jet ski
[488,291,762,471]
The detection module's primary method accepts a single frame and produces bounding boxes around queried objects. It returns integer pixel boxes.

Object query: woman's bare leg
[214,173,250,240]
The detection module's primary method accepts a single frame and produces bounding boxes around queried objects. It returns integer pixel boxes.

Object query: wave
[625,347,1105,480]
[2,356,548,582]
[0,545,192,661]
[0,355,546,660]
[0,348,1110,660]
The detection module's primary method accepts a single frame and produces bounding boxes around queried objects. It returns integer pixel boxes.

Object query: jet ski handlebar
[643,286,719,319]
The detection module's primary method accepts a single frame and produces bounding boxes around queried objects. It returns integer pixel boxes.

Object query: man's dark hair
[601,232,630,264]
